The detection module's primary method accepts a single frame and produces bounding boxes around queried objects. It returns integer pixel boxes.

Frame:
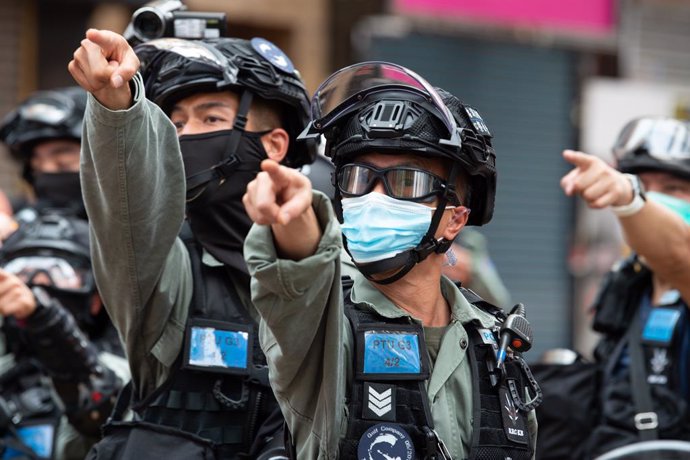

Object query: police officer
[0,213,127,459]
[0,87,88,219]
[68,29,314,458]
[561,117,690,456]
[243,62,540,458]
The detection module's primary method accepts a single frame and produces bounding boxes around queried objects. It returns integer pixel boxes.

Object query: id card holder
[355,323,430,381]
[182,319,252,376]
[641,307,682,346]
[3,420,56,459]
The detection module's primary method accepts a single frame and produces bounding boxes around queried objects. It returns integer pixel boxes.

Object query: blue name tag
[642,308,681,344]
[3,424,54,459]
[188,326,249,370]
[363,331,422,374]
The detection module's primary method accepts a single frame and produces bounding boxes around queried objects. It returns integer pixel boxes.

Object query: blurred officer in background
[68,27,314,459]
[243,61,540,459]
[0,213,127,460]
[561,116,690,457]
[0,87,88,220]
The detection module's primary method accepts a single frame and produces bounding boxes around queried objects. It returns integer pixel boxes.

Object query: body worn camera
[125,0,227,44]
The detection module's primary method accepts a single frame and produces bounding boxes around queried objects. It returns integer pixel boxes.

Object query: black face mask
[179,129,268,274]
[42,285,108,338]
[32,172,86,218]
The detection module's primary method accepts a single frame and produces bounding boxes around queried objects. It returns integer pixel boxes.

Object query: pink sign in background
[394,0,614,34]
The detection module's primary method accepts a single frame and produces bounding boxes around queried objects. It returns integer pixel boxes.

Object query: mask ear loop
[349,164,464,285]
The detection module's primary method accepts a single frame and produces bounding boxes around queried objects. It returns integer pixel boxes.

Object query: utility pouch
[85,420,218,460]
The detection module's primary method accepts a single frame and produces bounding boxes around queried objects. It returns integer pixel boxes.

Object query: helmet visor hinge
[366,101,406,139]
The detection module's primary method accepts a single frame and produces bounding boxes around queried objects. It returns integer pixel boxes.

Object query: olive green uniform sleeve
[245,192,345,459]
[80,74,193,397]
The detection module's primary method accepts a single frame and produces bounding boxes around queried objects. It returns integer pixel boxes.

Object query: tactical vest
[588,255,690,457]
[338,280,537,460]
[124,228,280,458]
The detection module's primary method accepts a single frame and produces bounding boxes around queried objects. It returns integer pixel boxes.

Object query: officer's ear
[442,206,470,241]
[261,128,289,163]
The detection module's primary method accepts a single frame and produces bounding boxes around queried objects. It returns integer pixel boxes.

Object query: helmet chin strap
[346,164,460,285]
[185,89,254,204]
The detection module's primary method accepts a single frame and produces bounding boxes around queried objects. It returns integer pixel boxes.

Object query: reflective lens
[337,163,456,203]
[138,38,239,83]
[3,256,87,290]
[613,118,690,161]
[311,61,457,136]
[143,38,225,65]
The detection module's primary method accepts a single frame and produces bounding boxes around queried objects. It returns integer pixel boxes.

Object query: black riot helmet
[613,116,690,181]
[134,36,315,168]
[300,62,496,284]
[0,87,86,181]
[300,61,496,227]
[0,213,103,334]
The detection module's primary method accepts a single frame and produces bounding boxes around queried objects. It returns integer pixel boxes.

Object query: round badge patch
[357,423,415,460]
[250,37,295,74]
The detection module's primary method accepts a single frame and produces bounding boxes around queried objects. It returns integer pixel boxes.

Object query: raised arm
[69,30,192,390]
[561,149,690,302]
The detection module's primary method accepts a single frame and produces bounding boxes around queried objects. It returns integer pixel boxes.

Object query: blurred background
[1,0,689,360]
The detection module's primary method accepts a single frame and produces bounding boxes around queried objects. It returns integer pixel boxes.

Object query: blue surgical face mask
[341,193,452,264]
[647,191,690,225]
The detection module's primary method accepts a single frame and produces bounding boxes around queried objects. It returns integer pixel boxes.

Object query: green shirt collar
[350,272,497,328]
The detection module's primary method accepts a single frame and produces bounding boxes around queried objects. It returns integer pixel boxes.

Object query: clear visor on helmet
[311,61,458,138]
[18,94,75,126]
[139,38,239,83]
[3,255,89,291]
[613,118,690,161]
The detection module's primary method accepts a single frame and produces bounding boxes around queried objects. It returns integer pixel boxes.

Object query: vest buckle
[422,427,451,460]
[634,411,659,431]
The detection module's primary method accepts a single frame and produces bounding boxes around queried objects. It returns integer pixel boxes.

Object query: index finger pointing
[85,29,139,87]
[562,149,596,168]
[85,29,127,56]
[261,160,291,187]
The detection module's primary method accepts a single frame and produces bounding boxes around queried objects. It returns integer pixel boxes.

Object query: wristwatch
[611,174,646,217]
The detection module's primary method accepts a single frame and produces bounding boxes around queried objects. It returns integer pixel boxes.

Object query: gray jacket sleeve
[80,74,192,396]
[244,192,345,459]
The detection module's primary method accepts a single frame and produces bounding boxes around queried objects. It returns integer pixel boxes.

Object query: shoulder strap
[627,312,659,441]
[458,286,506,321]
[108,380,134,423]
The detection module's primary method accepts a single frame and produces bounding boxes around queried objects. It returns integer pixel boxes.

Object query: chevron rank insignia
[363,382,396,421]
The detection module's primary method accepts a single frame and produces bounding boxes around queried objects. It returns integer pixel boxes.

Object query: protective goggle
[308,61,460,144]
[613,117,690,161]
[3,255,90,292]
[336,163,460,204]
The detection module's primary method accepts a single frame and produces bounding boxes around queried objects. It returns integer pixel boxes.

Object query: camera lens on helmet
[133,8,166,41]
